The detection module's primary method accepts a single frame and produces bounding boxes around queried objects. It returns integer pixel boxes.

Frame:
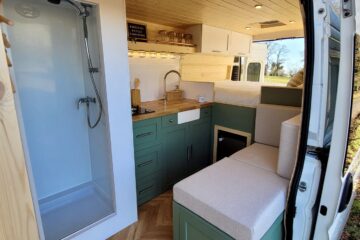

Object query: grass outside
[342,187,360,240]
[342,113,360,240]
[264,76,289,84]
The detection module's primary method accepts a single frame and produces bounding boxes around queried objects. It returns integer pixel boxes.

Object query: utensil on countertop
[131,78,141,107]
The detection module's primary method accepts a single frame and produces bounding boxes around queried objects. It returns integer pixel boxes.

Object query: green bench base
[173,201,284,240]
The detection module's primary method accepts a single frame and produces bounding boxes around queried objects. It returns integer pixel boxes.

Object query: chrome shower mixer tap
[77,97,96,109]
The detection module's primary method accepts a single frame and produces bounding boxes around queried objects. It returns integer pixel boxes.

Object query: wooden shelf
[128,41,196,54]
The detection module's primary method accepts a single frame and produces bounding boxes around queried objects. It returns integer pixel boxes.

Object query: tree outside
[263,39,304,84]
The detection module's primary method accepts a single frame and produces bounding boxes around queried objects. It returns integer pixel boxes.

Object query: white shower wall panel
[79,10,114,201]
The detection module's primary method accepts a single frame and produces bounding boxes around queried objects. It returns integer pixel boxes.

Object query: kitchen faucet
[164,70,181,103]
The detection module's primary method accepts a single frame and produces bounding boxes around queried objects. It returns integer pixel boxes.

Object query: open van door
[286,0,359,239]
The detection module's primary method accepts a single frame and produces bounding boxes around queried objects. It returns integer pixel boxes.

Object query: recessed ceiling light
[245,27,251,30]
[289,20,296,23]
[254,4,263,9]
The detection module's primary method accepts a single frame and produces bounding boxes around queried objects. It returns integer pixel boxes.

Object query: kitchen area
[126,0,303,206]
[126,19,245,205]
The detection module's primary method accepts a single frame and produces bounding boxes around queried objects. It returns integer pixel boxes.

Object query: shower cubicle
[3,0,116,239]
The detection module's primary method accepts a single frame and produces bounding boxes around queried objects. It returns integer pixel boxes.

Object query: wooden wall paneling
[180,54,233,82]
[253,29,304,41]
[0,25,39,240]
[125,0,304,39]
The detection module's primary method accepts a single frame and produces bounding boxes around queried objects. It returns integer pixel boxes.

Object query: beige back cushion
[255,104,301,147]
[287,69,304,87]
[277,115,301,179]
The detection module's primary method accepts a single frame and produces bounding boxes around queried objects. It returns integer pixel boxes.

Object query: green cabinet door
[162,124,188,187]
[187,119,211,174]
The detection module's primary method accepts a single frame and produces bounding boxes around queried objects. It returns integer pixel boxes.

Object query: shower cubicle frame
[5,0,138,239]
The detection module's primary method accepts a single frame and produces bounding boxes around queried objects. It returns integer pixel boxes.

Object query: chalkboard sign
[127,22,147,42]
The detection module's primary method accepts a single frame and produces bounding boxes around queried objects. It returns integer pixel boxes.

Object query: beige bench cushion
[278,115,301,179]
[230,143,278,173]
[255,104,301,147]
[173,158,289,240]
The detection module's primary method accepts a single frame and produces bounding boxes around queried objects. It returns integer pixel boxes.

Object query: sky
[264,38,305,75]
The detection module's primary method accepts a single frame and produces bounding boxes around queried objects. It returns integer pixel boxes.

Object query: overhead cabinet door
[228,31,252,55]
[201,25,230,53]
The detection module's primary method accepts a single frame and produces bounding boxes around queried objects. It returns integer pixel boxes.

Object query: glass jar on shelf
[184,34,193,45]
[168,31,177,43]
[176,32,184,44]
[158,30,168,42]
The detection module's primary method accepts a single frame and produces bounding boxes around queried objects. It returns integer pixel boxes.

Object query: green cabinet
[173,202,284,240]
[187,119,211,174]
[162,124,188,187]
[133,117,161,148]
[133,107,212,205]
[162,110,212,186]
[134,144,163,205]
[173,202,233,240]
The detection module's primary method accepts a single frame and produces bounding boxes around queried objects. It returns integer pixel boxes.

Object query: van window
[261,38,305,85]
[247,62,261,82]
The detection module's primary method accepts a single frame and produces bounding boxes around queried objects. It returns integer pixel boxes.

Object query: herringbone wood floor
[108,191,173,240]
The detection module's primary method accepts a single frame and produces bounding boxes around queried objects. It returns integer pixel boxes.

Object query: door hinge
[342,0,353,18]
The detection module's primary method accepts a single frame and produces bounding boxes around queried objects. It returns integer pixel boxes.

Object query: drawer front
[135,145,162,179]
[136,174,161,205]
[162,114,178,128]
[133,118,161,147]
[200,107,212,119]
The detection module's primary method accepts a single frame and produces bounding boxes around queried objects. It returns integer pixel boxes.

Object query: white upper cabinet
[228,31,252,55]
[201,25,230,53]
[186,24,252,55]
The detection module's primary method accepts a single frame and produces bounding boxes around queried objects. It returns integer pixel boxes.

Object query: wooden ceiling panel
[125,0,304,39]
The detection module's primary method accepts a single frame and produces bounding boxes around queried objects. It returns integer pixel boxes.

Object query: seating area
[173,104,301,240]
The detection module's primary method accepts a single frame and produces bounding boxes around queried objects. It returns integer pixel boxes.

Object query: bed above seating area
[173,104,302,240]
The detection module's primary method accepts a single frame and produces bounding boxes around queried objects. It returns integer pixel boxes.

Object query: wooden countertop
[132,99,212,122]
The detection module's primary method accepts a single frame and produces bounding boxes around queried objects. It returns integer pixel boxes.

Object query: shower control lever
[77,97,96,109]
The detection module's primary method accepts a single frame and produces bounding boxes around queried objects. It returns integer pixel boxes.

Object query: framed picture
[127,22,147,42]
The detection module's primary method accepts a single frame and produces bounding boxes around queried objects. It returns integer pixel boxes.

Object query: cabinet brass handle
[139,185,154,195]
[137,159,153,168]
[136,132,153,138]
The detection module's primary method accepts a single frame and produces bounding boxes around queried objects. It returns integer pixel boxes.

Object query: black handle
[190,144,193,159]
[169,119,174,123]
[187,146,190,161]
[137,159,153,168]
[187,144,193,162]
[338,174,353,213]
[136,132,153,138]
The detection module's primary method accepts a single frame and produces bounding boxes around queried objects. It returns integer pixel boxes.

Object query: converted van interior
[0,0,359,240]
